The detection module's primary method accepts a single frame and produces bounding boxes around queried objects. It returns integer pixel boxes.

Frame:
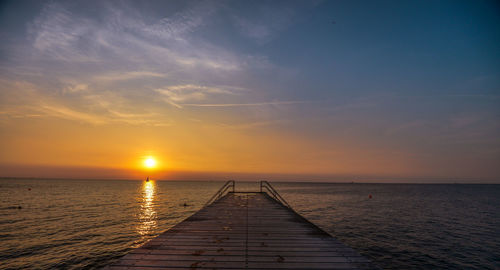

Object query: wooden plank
[104,192,377,269]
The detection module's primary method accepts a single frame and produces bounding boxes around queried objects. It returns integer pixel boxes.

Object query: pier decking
[105,181,376,269]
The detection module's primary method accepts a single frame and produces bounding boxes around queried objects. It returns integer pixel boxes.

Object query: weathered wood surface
[104,192,377,269]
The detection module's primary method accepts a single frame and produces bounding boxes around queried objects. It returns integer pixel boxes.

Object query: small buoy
[369,194,372,199]
[28,188,31,191]
[183,203,188,207]
[17,206,22,209]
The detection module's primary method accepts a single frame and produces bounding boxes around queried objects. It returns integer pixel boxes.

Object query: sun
[144,157,157,169]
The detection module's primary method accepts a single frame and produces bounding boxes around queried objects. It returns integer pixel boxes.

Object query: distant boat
[146,176,149,182]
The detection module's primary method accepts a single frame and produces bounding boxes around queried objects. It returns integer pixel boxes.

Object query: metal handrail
[204,180,235,206]
[260,181,291,208]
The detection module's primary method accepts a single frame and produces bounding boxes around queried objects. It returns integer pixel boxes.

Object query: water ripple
[0,180,499,269]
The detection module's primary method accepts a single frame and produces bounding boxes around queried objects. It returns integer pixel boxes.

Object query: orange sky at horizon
[0,112,417,176]
[1,115,497,181]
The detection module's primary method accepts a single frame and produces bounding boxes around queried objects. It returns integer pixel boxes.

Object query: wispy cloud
[184,100,311,107]
[24,1,252,74]
[215,119,289,129]
[0,79,171,126]
[38,104,106,125]
[230,1,317,44]
[155,84,236,108]
[63,83,88,93]
[35,103,172,126]
[93,71,166,82]
[231,4,297,44]
[2,1,316,129]
[29,2,99,62]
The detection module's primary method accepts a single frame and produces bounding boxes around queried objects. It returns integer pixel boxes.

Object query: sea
[0,179,498,269]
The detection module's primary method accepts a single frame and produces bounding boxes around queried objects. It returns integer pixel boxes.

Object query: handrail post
[260,181,291,208]
[204,180,235,207]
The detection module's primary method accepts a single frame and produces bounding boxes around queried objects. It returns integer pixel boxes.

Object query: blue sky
[0,0,499,181]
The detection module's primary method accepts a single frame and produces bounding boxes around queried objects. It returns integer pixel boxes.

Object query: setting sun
[144,157,157,169]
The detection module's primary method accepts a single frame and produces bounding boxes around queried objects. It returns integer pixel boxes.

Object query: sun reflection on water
[136,180,157,244]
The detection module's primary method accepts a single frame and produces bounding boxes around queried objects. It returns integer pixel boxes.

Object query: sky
[0,0,499,182]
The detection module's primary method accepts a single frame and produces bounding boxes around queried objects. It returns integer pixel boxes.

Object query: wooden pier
[105,181,376,269]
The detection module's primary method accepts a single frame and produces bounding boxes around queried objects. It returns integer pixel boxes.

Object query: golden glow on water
[136,180,157,242]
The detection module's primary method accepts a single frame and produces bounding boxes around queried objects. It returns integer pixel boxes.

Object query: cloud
[233,16,273,42]
[1,0,304,128]
[25,1,246,73]
[155,84,235,108]
[215,119,289,129]
[0,79,171,126]
[144,1,218,40]
[63,83,88,93]
[22,1,268,85]
[27,100,171,126]
[183,100,310,107]
[230,1,317,44]
[38,104,106,125]
[93,71,166,82]
[29,2,99,62]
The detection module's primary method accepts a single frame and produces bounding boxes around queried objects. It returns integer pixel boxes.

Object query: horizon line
[1,176,499,184]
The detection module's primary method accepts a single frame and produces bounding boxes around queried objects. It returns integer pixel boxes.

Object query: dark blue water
[0,179,499,269]
[273,182,500,269]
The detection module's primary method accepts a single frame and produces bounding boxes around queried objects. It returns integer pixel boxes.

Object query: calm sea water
[0,179,498,269]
